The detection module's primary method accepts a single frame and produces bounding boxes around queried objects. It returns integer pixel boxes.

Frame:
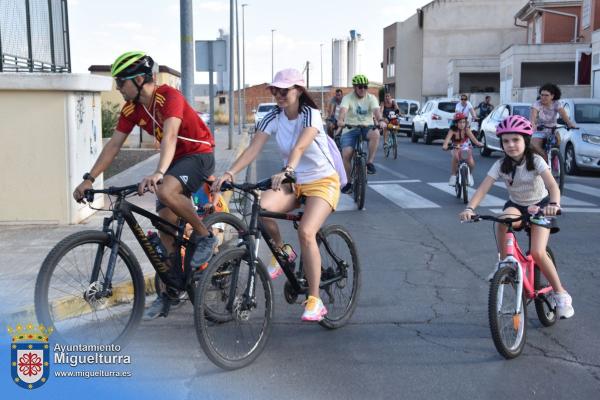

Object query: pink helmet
[496,115,533,137]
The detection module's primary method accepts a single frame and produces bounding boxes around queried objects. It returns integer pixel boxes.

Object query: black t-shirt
[478,102,493,118]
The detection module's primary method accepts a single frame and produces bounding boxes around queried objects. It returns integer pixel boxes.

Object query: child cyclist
[442,112,483,187]
[459,115,574,319]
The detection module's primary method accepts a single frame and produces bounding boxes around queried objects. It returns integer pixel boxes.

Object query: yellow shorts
[294,174,340,211]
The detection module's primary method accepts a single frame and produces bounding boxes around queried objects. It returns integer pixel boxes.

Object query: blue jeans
[340,128,370,149]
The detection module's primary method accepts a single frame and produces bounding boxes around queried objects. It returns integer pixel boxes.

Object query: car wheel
[411,125,418,143]
[480,133,492,157]
[565,143,579,175]
[423,125,432,145]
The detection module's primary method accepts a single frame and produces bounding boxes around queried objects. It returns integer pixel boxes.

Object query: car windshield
[512,106,530,119]
[574,104,600,123]
[397,103,408,114]
[258,105,275,113]
[438,102,457,113]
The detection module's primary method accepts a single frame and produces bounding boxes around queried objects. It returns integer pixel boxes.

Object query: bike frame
[224,183,346,312]
[495,224,554,314]
[89,187,189,297]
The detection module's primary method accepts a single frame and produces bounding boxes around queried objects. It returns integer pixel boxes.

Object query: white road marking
[370,184,439,208]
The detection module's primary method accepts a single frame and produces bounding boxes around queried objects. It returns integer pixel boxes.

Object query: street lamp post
[320,43,324,113]
[242,3,248,127]
[235,0,242,134]
[271,29,276,81]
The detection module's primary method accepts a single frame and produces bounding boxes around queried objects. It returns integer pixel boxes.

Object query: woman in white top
[213,68,340,322]
[459,115,574,319]
[530,83,576,158]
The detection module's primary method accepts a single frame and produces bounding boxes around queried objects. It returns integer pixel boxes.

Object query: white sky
[69,0,431,86]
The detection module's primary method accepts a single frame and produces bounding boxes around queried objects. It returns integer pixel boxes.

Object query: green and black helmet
[111,51,154,78]
[351,74,369,86]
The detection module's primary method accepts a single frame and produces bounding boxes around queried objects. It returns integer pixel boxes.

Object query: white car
[394,98,420,136]
[559,98,600,174]
[478,103,531,156]
[197,112,210,125]
[254,102,277,127]
[411,98,458,144]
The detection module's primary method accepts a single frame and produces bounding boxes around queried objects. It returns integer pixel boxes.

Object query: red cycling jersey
[116,85,214,161]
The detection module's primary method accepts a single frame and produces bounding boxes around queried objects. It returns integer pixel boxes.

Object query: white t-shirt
[487,154,550,206]
[255,105,335,184]
[455,101,475,120]
[340,92,380,126]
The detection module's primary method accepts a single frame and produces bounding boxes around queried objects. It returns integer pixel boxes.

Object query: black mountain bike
[342,124,378,210]
[194,177,361,370]
[34,184,246,345]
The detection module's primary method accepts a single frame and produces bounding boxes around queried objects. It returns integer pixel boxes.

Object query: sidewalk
[0,126,250,325]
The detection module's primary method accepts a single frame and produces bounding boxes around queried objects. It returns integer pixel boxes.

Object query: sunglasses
[270,87,293,97]
[354,85,368,90]
[460,98,467,101]
[115,73,144,88]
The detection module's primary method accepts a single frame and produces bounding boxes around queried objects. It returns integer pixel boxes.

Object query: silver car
[478,102,531,157]
[559,98,600,174]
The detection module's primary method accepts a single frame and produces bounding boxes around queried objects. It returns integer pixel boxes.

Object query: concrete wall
[383,23,398,91]
[591,29,600,97]
[421,0,527,99]
[500,43,591,102]
[394,13,422,101]
[542,7,581,43]
[0,74,112,224]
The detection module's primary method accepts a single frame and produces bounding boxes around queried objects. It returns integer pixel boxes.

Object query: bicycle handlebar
[341,124,380,130]
[83,183,141,203]
[469,210,561,225]
[537,124,578,131]
[220,175,296,193]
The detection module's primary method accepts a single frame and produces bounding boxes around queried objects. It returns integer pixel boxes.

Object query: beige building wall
[421,0,527,99]
[0,74,111,224]
[395,13,423,101]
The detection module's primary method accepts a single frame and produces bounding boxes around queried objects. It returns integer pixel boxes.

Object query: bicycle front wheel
[392,132,398,159]
[353,157,367,210]
[384,135,391,158]
[549,148,565,193]
[35,231,145,345]
[194,248,273,370]
[460,167,469,204]
[317,225,361,329]
[488,266,527,359]
[534,247,558,327]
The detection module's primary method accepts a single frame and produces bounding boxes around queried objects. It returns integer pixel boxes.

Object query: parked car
[478,102,531,156]
[411,98,458,144]
[558,98,600,175]
[395,98,420,136]
[253,102,277,127]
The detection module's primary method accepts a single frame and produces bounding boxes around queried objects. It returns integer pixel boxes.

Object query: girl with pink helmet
[459,115,574,319]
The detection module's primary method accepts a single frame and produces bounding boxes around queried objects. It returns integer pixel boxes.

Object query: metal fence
[0,0,71,72]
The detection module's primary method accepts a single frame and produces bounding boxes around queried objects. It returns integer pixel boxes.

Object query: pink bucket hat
[269,68,305,88]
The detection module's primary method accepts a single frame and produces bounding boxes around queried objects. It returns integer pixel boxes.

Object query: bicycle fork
[495,255,524,315]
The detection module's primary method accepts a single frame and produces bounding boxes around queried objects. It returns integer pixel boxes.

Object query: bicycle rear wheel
[194,248,273,370]
[549,148,565,193]
[534,247,558,327]
[316,225,361,329]
[460,167,469,204]
[488,266,527,359]
[353,157,367,210]
[35,231,144,345]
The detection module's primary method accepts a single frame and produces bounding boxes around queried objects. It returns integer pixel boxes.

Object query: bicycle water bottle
[147,231,168,261]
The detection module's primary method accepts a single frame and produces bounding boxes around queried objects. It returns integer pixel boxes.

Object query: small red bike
[468,211,560,359]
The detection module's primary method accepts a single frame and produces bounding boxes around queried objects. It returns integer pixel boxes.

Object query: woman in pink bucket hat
[213,68,341,321]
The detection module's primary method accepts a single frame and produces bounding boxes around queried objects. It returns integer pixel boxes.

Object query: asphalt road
[67,135,600,399]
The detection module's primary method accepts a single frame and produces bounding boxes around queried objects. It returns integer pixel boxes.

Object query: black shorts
[502,196,558,233]
[156,152,215,212]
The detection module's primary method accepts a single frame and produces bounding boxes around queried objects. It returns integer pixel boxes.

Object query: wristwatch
[82,172,95,183]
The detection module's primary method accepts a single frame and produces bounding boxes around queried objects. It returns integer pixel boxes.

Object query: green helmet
[111,51,153,78]
[352,74,369,86]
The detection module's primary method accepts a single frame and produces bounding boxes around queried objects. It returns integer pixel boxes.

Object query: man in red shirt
[73,51,217,319]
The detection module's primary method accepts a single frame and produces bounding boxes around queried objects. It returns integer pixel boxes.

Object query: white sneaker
[554,292,574,319]
[448,175,456,186]
[468,173,474,187]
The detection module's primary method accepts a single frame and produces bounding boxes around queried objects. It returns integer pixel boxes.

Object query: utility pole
[271,29,276,81]
[180,0,194,106]
[242,4,248,128]
[320,43,324,112]
[305,61,310,89]
[228,0,234,148]
[235,0,242,134]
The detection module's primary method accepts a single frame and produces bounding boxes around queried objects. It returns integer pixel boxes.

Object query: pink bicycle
[469,212,560,359]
